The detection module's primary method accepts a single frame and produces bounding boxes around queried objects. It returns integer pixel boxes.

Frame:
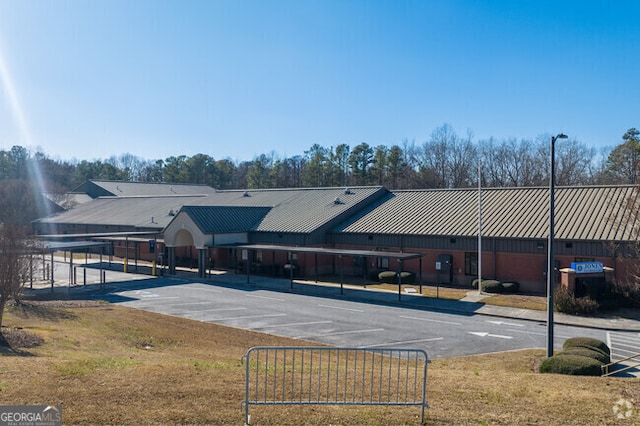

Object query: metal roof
[234,244,424,260]
[82,180,218,197]
[35,240,111,252]
[180,206,272,233]
[337,185,640,241]
[33,195,207,230]
[189,186,387,233]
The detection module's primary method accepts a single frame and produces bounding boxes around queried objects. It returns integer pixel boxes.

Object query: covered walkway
[228,244,424,300]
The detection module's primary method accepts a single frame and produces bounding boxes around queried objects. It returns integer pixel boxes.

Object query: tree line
[2,125,639,199]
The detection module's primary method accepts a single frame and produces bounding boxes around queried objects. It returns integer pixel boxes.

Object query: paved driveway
[97,277,620,359]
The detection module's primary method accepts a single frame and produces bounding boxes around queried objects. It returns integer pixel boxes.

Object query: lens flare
[0,36,56,219]
[0,38,32,147]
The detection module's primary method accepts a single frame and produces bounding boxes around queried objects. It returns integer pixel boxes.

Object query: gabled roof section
[188,186,388,233]
[33,195,207,230]
[337,185,640,242]
[72,180,217,198]
[180,206,272,233]
[43,192,93,210]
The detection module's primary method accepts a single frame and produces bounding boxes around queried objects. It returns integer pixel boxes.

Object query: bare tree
[419,124,454,188]
[449,131,477,188]
[554,138,597,185]
[0,224,32,329]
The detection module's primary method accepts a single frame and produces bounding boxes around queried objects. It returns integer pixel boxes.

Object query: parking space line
[185,307,247,313]
[295,328,384,339]
[252,320,332,330]
[318,304,364,312]
[172,301,216,307]
[359,337,444,348]
[247,294,286,302]
[212,313,287,321]
[399,315,461,326]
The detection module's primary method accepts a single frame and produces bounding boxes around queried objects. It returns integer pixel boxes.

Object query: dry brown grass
[482,293,548,311]
[1,301,638,425]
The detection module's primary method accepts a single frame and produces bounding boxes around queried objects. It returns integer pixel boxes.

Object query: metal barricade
[241,346,429,424]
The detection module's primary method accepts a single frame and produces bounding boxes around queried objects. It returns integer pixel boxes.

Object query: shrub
[471,278,483,289]
[501,281,520,294]
[563,337,610,356]
[482,280,502,293]
[378,271,416,284]
[378,271,397,283]
[539,355,603,376]
[607,280,640,309]
[557,348,610,364]
[399,272,416,284]
[368,269,387,282]
[471,279,502,293]
[554,285,599,314]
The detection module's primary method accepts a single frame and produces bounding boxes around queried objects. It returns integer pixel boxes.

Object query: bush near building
[377,271,416,284]
[471,279,520,294]
[554,286,599,315]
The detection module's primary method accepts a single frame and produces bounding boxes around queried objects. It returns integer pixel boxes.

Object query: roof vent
[333,197,343,205]
[344,188,353,194]
[243,191,251,197]
[168,209,175,216]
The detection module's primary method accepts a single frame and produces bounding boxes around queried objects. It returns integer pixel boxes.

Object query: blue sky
[0,0,638,163]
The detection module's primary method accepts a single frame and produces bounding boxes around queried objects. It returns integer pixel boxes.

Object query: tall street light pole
[547,133,568,358]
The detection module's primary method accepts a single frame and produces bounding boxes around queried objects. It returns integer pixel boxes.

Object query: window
[378,257,389,269]
[465,252,478,276]
[376,248,389,269]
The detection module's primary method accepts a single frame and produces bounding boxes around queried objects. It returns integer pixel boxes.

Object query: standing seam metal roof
[337,185,640,241]
[189,186,387,233]
[180,206,272,233]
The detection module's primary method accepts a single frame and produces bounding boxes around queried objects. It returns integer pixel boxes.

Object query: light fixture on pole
[547,132,568,358]
[478,158,482,296]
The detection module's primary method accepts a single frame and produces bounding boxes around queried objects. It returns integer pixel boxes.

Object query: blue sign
[571,261,604,274]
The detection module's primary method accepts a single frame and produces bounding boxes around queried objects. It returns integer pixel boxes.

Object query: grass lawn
[1,301,638,425]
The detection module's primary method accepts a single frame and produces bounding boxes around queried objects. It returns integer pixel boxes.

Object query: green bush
[554,285,599,314]
[368,269,387,282]
[378,271,397,283]
[378,271,416,284]
[539,355,603,376]
[482,280,502,293]
[471,279,502,293]
[399,271,416,284]
[563,337,610,356]
[557,348,610,364]
[501,281,520,294]
[471,278,483,289]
